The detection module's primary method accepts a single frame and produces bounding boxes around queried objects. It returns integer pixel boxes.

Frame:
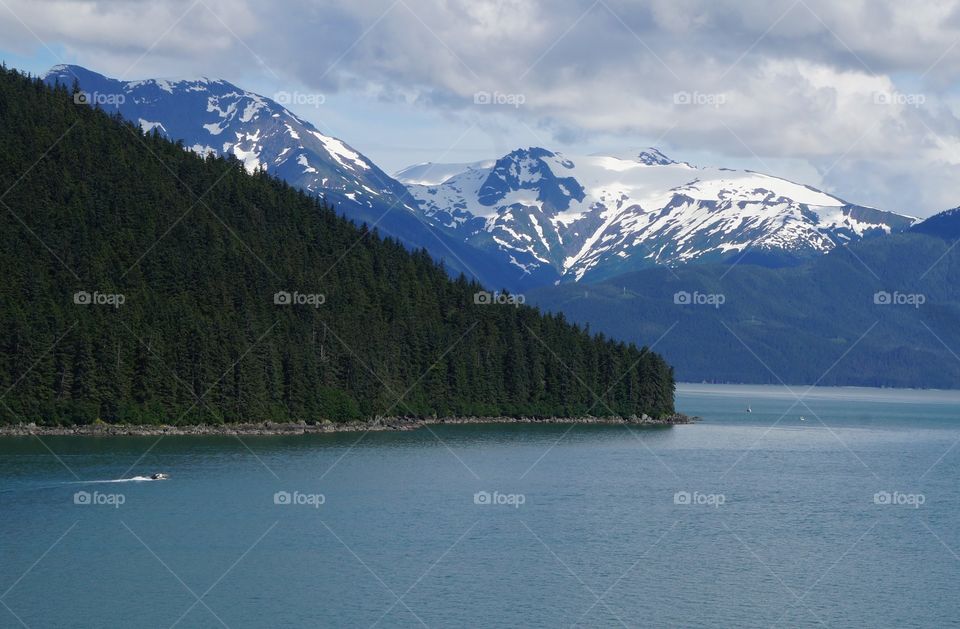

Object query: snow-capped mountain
[42,64,524,284]
[44,65,413,213]
[398,148,916,283]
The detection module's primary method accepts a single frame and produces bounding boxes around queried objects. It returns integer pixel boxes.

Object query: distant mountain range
[46,65,917,292]
[398,148,915,284]
[530,208,960,388]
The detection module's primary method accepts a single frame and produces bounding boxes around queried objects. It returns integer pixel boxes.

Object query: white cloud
[2,0,960,215]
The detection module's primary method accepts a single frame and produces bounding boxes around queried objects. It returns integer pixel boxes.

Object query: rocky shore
[0,414,695,436]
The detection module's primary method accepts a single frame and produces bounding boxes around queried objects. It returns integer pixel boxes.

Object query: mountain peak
[43,64,105,82]
[636,148,675,166]
[43,63,76,78]
[506,146,556,161]
[477,147,582,207]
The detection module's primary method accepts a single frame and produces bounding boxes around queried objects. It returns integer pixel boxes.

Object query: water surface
[1,384,959,627]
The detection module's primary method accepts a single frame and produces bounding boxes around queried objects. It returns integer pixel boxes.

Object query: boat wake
[87,476,158,483]
[1,476,166,494]
[81,472,169,483]
[0,473,170,495]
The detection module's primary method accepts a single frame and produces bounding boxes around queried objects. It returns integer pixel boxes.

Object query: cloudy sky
[2,0,960,217]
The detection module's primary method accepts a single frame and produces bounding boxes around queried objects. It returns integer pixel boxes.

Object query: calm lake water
[2,384,959,628]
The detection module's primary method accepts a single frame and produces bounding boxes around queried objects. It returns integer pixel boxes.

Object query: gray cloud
[3,0,960,214]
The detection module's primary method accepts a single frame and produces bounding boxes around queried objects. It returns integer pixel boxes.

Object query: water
[1,384,959,628]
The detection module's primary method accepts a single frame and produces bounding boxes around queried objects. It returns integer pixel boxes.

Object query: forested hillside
[531,230,960,388]
[0,66,675,425]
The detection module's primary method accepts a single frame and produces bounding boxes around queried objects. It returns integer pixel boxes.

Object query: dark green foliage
[0,67,675,425]
[531,232,960,389]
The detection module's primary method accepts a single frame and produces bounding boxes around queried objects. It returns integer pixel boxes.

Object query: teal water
[1,384,959,628]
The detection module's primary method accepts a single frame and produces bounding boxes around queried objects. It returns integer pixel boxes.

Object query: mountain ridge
[399,147,916,284]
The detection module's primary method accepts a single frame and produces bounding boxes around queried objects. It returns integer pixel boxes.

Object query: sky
[2,0,960,217]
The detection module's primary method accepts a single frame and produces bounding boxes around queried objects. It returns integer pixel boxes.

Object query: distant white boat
[746,406,752,413]
[150,473,170,480]
[799,416,806,422]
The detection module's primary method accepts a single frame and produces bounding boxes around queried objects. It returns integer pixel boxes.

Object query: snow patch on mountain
[394,160,495,186]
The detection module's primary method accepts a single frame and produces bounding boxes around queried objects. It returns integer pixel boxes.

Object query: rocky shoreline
[0,414,695,437]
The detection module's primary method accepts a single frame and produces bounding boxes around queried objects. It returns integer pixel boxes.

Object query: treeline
[0,66,675,425]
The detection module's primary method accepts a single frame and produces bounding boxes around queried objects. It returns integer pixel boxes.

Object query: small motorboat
[150,473,170,480]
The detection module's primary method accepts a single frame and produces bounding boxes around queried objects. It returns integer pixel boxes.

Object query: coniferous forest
[0,67,675,425]
[530,230,960,389]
